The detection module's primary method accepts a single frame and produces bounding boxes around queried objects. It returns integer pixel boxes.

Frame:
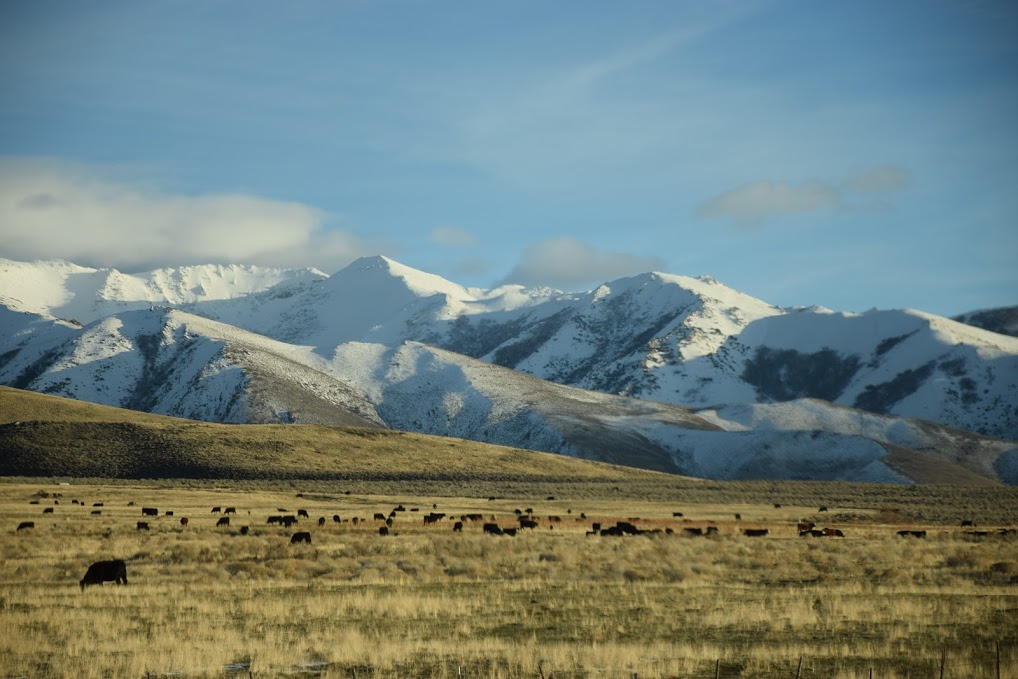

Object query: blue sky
[0,1,1015,316]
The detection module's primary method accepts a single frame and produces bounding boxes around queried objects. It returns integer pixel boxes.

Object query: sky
[0,1,1016,317]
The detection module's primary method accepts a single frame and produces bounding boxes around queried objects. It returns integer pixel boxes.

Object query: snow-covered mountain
[2,255,1015,484]
[954,305,1018,339]
[176,256,1017,439]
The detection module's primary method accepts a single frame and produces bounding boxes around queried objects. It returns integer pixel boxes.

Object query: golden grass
[2,481,1017,678]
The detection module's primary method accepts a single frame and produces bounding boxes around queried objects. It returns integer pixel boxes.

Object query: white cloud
[429,226,477,247]
[0,157,376,273]
[501,237,666,290]
[695,165,909,226]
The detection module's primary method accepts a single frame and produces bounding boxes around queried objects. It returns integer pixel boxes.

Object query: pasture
[2,480,1017,678]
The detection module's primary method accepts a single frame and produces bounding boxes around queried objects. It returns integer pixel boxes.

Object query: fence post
[997,640,1002,679]
[794,657,802,679]
[940,648,945,679]
[715,658,720,679]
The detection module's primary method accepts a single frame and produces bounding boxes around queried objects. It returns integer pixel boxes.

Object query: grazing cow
[548,516,562,523]
[774,504,782,508]
[385,517,394,528]
[318,517,326,527]
[30,500,39,505]
[80,559,128,590]
[93,503,103,507]
[281,516,298,528]
[137,521,149,530]
[211,507,221,514]
[17,521,34,531]
[961,519,974,527]
[298,509,309,519]
[290,531,312,544]
[705,526,719,536]
[378,526,389,536]
[503,528,518,537]
[823,527,845,538]
[591,522,602,533]
[600,526,625,537]
[240,526,250,535]
[453,521,463,532]
[685,527,704,537]
[519,519,538,530]
[819,506,828,512]
[127,502,135,506]
[43,507,54,514]
[798,521,816,533]
[91,510,101,515]
[743,529,769,537]
[165,511,173,516]
[672,512,684,517]
[483,523,503,535]
[224,508,236,515]
[373,513,386,521]
[267,516,282,525]
[142,507,158,517]
[897,530,926,538]
[277,508,289,512]
[423,513,445,525]
[394,505,406,512]
[333,514,341,523]
[216,517,230,527]
[734,513,741,521]
[616,521,640,535]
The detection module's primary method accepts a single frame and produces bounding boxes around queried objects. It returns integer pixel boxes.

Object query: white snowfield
[1,255,1015,483]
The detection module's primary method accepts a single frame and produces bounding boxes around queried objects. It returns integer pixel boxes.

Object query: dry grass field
[2,480,1017,679]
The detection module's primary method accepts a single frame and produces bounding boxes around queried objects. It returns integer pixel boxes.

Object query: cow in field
[165,511,173,516]
[91,510,101,515]
[80,560,128,590]
[17,521,34,531]
[823,527,845,537]
[453,521,463,532]
[373,513,386,521]
[798,521,816,533]
[483,523,503,535]
[290,532,312,544]
[267,516,282,525]
[743,528,769,537]
[180,517,189,527]
[685,527,704,536]
[333,515,341,523]
[423,513,445,525]
[297,509,309,519]
[519,519,538,530]
[378,526,389,536]
[240,526,250,535]
[216,517,230,527]
[318,517,326,527]
[961,519,974,527]
[43,507,54,514]
[281,516,298,528]
[136,522,149,530]
[142,507,158,517]
[224,507,236,515]
[211,507,221,514]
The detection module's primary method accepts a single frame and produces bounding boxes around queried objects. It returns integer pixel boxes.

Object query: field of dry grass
[2,480,1017,678]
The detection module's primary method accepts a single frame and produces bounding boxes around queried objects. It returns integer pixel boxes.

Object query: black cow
[43,507,54,514]
[483,523,503,535]
[17,521,34,531]
[180,517,189,527]
[142,507,158,517]
[672,512,684,517]
[136,522,149,530]
[373,513,386,521]
[333,514,341,523]
[519,519,539,530]
[423,513,445,525]
[744,528,769,537]
[961,519,974,527]
[165,511,173,516]
[91,510,101,515]
[240,526,250,535]
[267,516,282,524]
[453,521,463,532]
[290,531,312,544]
[318,517,326,526]
[297,509,309,519]
[216,517,230,527]
[224,507,236,515]
[211,507,221,513]
[503,528,517,537]
[819,506,828,512]
[92,503,103,507]
[80,560,128,590]
[685,527,704,536]
[281,516,298,528]
[378,526,389,536]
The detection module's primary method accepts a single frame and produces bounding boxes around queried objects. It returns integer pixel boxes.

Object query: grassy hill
[0,386,676,485]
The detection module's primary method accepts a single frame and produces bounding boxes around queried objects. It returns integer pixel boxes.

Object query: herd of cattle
[12,493,1012,590]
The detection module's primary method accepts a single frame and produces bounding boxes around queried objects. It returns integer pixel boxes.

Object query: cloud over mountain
[0,156,374,273]
[696,165,910,226]
[501,237,666,289]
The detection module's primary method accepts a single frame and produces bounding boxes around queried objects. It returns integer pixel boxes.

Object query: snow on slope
[0,307,382,427]
[0,257,325,324]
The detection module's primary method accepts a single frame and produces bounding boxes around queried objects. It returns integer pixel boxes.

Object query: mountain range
[2,255,1015,485]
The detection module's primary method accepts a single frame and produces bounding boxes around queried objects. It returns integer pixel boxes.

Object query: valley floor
[1,481,1017,678]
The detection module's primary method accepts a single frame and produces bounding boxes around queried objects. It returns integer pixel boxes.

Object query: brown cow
[180,517,189,527]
